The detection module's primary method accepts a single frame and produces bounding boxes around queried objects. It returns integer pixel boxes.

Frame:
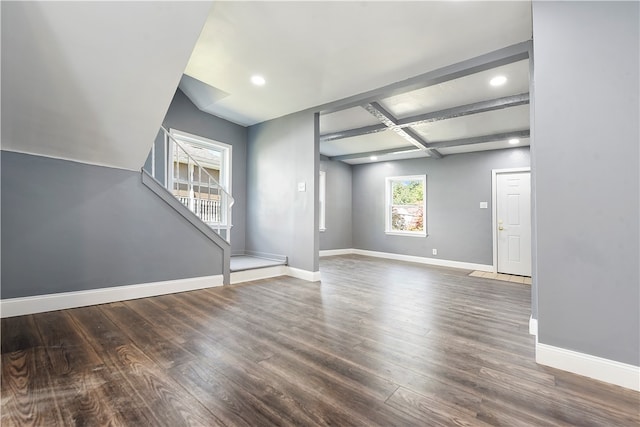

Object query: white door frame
[492,167,531,273]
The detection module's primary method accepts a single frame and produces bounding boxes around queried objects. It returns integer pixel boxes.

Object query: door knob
[499,226,504,231]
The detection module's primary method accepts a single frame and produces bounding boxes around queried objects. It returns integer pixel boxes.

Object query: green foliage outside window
[390,179,425,232]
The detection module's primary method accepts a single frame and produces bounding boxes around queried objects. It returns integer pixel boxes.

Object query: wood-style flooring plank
[1,348,65,427]
[1,254,638,426]
[69,306,222,426]
[32,310,128,426]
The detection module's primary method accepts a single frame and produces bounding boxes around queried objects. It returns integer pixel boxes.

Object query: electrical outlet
[432,249,437,255]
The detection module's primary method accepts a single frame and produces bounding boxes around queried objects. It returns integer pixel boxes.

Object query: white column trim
[529,316,538,336]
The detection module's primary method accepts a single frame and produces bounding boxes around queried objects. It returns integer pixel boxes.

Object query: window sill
[385,231,427,238]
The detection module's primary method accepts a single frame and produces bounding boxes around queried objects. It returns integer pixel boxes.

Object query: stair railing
[157,126,234,243]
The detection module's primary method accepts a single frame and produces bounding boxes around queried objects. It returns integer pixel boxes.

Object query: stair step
[230,256,286,272]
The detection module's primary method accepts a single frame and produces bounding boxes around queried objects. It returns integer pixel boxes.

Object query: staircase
[145,126,288,285]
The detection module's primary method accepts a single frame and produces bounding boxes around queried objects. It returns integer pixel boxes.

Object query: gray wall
[532,1,639,366]
[352,148,530,265]
[320,159,353,250]
[1,151,224,299]
[247,112,319,272]
[147,89,248,253]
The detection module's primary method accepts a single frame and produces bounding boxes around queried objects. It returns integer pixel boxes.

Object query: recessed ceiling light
[490,75,507,86]
[370,156,378,161]
[251,75,266,86]
[509,138,520,145]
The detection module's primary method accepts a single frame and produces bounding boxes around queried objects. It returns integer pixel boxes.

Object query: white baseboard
[536,342,640,391]
[231,266,287,284]
[319,248,355,257]
[230,266,321,284]
[0,275,223,318]
[286,267,322,282]
[529,316,538,336]
[351,249,493,272]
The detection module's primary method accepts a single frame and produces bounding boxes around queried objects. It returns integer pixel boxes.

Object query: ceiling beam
[364,102,429,150]
[330,147,423,161]
[317,41,531,115]
[364,102,398,127]
[425,130,530,149]
[329,129,530,162]
[396,92,529,127]
[320,123,387,142]
[363,102,446,159]
[427,148,444,159]
[320,93,529,142]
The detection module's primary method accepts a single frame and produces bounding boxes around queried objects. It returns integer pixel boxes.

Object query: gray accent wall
[247,112,319,273]
[1,151,224,299]
[352,148,530,265]
[532,1,639,366]
[320,159,353,250]
[150,89,248,253]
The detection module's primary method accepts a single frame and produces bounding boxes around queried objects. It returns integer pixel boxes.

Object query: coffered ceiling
[181,1,533,163]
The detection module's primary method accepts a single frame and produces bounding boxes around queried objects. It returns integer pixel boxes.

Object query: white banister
[150,126,234,243]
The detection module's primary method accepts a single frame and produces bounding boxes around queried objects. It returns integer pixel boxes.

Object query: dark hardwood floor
[2,255,639,426]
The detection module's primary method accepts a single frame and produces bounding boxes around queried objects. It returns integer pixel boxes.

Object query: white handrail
[158,126,234,243]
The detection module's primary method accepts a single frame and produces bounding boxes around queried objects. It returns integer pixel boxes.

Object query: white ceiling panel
[437,138,530,155]
[379,60,530,119]
[412,104,530,142]
[319,106,380,134]
[320,129,410,157]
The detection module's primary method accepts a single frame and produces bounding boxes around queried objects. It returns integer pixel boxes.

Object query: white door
[497,172,531,276]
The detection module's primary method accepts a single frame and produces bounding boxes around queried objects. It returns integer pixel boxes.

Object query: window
[169,129,232,226]
[385,175,426,236]
[319,170,326,231]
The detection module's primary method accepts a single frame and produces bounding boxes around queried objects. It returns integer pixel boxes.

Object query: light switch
[297,182,306,192]
[480,202,488,209]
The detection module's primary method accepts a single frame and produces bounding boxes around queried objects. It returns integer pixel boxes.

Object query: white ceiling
[182,1,533,163]
[1,1,533,169]
[184,2,532,124]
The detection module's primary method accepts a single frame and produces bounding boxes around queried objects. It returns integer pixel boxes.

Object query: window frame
[168,128,233,226]
[169,129,232,195]
[385,174,427,237]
